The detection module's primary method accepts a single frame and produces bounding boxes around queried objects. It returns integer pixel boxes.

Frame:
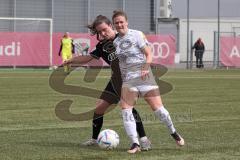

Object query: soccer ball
[97,129,119,149]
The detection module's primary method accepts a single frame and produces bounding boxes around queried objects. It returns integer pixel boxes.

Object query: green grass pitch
[0,68,240,160]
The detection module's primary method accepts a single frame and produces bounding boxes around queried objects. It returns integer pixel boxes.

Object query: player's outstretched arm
[63,55,94,65]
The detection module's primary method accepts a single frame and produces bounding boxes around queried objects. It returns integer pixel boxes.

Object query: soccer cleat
[171,132,185,146]
[82,138,97,146]
[140,138,151,151]
[127,143,141,154]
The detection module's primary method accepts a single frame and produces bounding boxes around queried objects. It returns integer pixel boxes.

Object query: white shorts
[122,70,159,96]
[123,83,159,96]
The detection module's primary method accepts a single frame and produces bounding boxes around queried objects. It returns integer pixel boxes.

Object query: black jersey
[89,35,121,79]
[89,36,122,101]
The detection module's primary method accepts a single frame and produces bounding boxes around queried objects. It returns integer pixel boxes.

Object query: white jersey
[113,29,149,82]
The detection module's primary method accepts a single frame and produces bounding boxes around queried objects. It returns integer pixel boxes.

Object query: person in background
[58,32,75,73]
[192,38,205,68]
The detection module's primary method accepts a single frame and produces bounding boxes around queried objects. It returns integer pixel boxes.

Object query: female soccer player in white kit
[112,10,185,154]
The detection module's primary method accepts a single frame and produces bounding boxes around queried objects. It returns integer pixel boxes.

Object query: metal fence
[0,0,155,33]
[0,0,240,68]
[179,0,240,69]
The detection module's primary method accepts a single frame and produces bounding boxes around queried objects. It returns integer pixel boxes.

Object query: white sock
[154,106,176,134]
[122,108,139,145]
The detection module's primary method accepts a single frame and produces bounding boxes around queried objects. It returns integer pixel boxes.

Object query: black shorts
[100,79,121,104]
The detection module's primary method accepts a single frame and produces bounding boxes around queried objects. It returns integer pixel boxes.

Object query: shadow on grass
[18,141,188,153]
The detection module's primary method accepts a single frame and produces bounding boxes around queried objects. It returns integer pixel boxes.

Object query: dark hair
[87,15,111,40]
[112,10,128,21]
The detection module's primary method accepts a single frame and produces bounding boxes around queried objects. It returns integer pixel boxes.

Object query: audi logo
[149,42,170,59]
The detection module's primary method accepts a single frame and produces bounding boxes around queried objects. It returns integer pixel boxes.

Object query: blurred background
[0,0,240,68]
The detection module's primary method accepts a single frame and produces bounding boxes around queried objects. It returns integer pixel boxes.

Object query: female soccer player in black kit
[64,15,151,150]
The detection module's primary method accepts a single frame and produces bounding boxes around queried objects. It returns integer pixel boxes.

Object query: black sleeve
[58,40,62,56]
[71,39,75,54]
[89,43,102,59]
[192,43,196,49]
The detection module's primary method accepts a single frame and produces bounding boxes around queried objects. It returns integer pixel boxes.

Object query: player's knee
[95,99,110,114]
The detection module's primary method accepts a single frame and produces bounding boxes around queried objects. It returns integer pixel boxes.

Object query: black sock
[171,132,181,141]
[132,108,146,138]
[92,112,103,140]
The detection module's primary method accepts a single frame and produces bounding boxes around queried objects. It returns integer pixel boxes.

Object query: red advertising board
[147,34,176,65]
[0,32,176,66]
[0,32,50,66]
[220,37,240,67]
